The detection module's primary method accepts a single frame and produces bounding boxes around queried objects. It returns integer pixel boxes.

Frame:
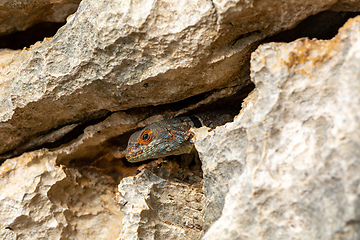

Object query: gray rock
[2,0,354,159]
[200,15,360,239]
[117,161,204,240]
[0,149,122,239]
[193,126,247,233]
[1,1,360,240]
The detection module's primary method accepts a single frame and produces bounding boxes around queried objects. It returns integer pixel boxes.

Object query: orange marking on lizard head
[167,129,176,140]
[138,130,153,144]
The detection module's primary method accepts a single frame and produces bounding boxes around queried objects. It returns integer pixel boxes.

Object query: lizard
[125,112,234,163]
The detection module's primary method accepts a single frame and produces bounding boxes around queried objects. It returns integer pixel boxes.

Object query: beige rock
[0,0,80,35]
[0,150,122,240]
[1,1,360,240]
[117,161,204,240]
[199,16,360,239]
[3,0,359,159]
[330,0,360,11]
[214,0,335,38]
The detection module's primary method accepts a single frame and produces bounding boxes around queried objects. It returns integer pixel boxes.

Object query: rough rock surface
[117,161,204,240]
[2,0,356,159]
[198,16,360,239]
[0,0,81,36]
[193,125,247,234]
[0,150,122,240]
[1,0,360,240]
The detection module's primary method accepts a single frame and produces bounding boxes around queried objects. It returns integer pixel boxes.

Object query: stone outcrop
[2,0,357,159]
[1,0,360,239]
[199,16,360,239]
[0,0,81,36]
[117,161,204,240]
[0,150,122,239]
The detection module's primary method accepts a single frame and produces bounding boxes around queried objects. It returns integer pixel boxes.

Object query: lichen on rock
[200,15,360,240]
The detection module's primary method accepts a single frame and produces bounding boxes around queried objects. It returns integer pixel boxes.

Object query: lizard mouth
[125,143,160,162]
[125,149,144,161]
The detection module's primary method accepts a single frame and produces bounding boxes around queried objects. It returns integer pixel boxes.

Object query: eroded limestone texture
[198,16,360,239]
[117,161,204,240]
[0,150,122,240]
[2,0,356,159]
[1,1,360,240]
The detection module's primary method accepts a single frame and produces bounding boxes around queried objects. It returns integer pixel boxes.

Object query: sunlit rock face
[1,0,360,239]
[199,16,360,240]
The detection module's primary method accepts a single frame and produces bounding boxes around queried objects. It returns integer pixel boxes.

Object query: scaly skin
[125,117,196,162]
[125,112,234,162]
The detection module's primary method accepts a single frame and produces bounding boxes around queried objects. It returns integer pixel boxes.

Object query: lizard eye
[139,130,153,144]
[142,133,149,141]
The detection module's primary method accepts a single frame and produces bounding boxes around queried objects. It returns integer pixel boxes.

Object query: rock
[330,0,360,11]
[3,0,359,159]
[214,0,335,37]
[0,0,81,35]
[0,149,122,239]
[55,111,141,165]
[193,124,247,234]
[0,0,252,157]
[117,161,204,240]
[1,0,360,239]
[199,16,360,239]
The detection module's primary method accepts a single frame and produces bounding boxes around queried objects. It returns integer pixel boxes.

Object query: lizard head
[125,118,194,162]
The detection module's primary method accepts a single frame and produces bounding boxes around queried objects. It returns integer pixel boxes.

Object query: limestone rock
[0,0,81,35]
[214,0,335,38]
[198,16,360,239]
[0,150,122,239]
[117,161,204,240]
[193,125,247,234]
[3,0,359,160]
[330,0,360,11]
[1,1,360,240]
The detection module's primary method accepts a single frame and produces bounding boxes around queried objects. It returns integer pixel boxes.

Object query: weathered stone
[330,0,360,11]
[0,150,122,239]
[3,0,359,159]
[199,16,360,239]
[1,1,360,240]
[117,161,204,240]
[55,111,141,165]
[52,81,246,162]
[0,0,80,36]
[193,125,247,234]
[214,0,335,38]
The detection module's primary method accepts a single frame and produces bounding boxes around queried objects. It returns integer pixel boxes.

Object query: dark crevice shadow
[0,110,112,164]
[265,11,360,43]
[0,22,66,50]
[60,81,255,168]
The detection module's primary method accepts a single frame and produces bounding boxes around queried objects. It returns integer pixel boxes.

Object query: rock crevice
[1,1,360,239]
